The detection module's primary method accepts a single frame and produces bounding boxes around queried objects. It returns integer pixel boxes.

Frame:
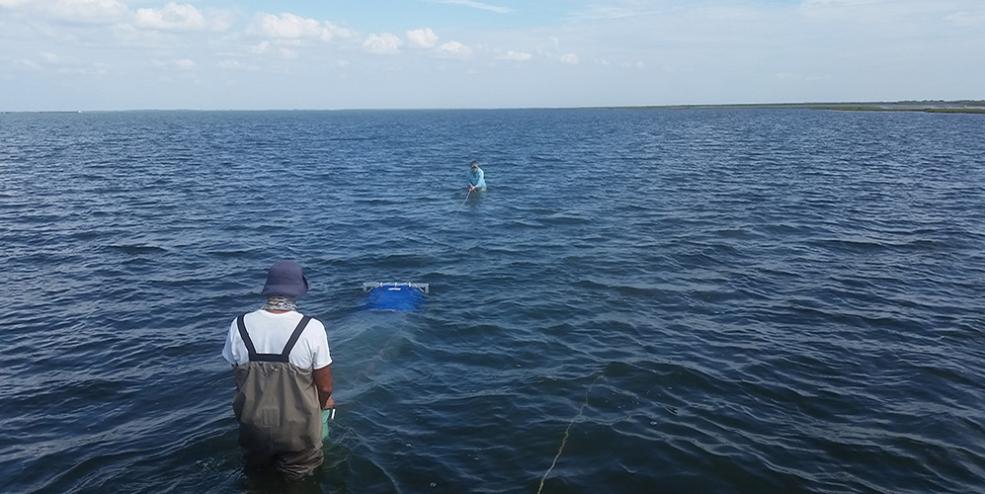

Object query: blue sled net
[362,282,429,312]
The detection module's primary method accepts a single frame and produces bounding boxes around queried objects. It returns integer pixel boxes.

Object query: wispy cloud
[496,50,532,61]
[250,40,298,59]
[775,72,830,82]
[430,0,512,14]
[43,0,129,24]
[435,40,473,59]
[363,32,403,55]
[217,59,259,71]
[566,2,662,21]
[944,9,985,26]
[799,0,954,22]
[153,58,196,70]
[134,3,208,31]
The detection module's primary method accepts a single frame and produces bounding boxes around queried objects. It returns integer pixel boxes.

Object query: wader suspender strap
[236,314,313,363]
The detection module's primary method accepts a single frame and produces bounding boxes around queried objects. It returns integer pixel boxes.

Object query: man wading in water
[221,261,335,478]
[468,160,487,192]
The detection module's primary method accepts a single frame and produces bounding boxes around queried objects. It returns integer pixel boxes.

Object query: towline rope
[536,375,602,494]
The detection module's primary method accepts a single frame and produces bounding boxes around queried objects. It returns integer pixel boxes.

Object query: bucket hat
[261,260,309,298]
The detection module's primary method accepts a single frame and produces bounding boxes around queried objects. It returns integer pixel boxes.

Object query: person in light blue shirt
[467,160,487,192]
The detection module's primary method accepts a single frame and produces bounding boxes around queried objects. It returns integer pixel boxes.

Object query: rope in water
[536,375,602,494]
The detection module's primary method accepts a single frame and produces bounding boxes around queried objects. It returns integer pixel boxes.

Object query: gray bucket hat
[261,260,309,298]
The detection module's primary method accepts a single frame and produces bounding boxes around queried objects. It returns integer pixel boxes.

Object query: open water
[1,109,984,493]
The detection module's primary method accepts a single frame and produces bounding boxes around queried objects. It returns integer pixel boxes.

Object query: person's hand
[323,396,336,409]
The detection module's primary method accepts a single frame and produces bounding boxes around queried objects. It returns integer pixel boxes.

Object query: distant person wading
[468,160,487,192]
[221,261,335,478]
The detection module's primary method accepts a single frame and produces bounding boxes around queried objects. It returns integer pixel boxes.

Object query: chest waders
[232,314,323,471]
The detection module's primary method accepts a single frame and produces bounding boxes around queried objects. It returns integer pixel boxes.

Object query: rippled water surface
[2,109,984,493]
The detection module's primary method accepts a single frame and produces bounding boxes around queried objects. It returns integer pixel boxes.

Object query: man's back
[221,261,335,479]
[222,309,332,370]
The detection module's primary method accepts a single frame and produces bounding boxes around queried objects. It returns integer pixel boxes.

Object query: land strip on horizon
[622,100,985,114]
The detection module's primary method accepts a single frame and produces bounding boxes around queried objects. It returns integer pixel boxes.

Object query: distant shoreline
[3,101,985,114]
[622,101,985,115]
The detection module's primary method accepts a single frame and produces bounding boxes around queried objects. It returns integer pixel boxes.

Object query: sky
[0,0,983,110]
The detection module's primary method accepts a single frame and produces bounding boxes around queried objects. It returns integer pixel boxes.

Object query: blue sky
[1,0,983,110]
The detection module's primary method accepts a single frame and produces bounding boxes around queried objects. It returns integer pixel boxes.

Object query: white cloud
[48,0,128,23]
[497,50,532,62]
[944,10,985,26]
[5,51,114,76]
[56,61,109,76]
[153,58,196,70]
[218,60,244,69]
[566,5,661,21]
[253,12,351,42]
[250,40,298,59]
[436,40,473,59]
[255,12,320,38]
[798,0,948,23]
[801,0,879,7]
[560,53,579,65]
[208,10,235,32]
[134,3,207,31]
[774,72,830,82]
[251,41,271,53]
[363,32,402,55]
[430,0,512,14]
[0,0,133,25]
[14,58,42,70]
[324,22,354,41]
[406,27,438,48]
[174,58,195,69]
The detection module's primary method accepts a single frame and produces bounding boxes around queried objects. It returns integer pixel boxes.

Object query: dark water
[1,109,984,494]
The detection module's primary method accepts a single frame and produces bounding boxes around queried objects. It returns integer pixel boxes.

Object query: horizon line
[3,99,985,114]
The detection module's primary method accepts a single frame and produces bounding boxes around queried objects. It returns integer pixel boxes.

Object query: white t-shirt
[221,309,333,370]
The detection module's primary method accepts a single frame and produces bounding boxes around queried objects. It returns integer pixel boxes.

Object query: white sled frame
[362,282,430,295]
